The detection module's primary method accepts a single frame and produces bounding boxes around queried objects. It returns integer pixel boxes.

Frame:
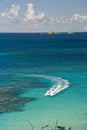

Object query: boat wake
[44,76,69,96]
[21,74,69,97]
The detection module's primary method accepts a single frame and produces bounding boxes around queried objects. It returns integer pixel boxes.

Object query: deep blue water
[0,32,87,130]
[0,33,87,69]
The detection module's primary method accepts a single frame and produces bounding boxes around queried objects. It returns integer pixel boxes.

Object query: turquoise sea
[0,33,87,130]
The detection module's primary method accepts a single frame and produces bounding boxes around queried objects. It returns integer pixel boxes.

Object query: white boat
[44,83,69,96]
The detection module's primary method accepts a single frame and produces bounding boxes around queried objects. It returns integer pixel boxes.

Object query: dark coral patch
[0,73,50,114]
[0,86,37,114]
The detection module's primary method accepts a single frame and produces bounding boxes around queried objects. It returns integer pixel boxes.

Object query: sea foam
[21,74,69,96]
[44,76,69,96]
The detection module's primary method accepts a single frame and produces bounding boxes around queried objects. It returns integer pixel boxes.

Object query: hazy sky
[0,0,87,32]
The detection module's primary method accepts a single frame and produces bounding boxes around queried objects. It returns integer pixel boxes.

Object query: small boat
[44,83,69,96]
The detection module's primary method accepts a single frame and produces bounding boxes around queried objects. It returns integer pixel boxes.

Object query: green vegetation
[27,120,72,130]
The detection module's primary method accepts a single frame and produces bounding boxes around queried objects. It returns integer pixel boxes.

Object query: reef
[0,86,37,114]
[0,74,50,114]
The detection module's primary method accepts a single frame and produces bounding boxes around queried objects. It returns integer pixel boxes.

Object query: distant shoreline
[0,32,87,34]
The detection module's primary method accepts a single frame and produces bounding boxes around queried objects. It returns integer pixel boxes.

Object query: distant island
[48,32,74,34]
[48,32,61,34]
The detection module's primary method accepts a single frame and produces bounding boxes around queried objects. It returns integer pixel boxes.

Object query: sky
[0,0,87,32]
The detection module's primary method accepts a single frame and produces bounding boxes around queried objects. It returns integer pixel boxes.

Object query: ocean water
[0,33,87,130]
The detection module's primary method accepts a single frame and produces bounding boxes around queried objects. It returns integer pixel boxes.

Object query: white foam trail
[21,74,69,97]
[44,77,69,96]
